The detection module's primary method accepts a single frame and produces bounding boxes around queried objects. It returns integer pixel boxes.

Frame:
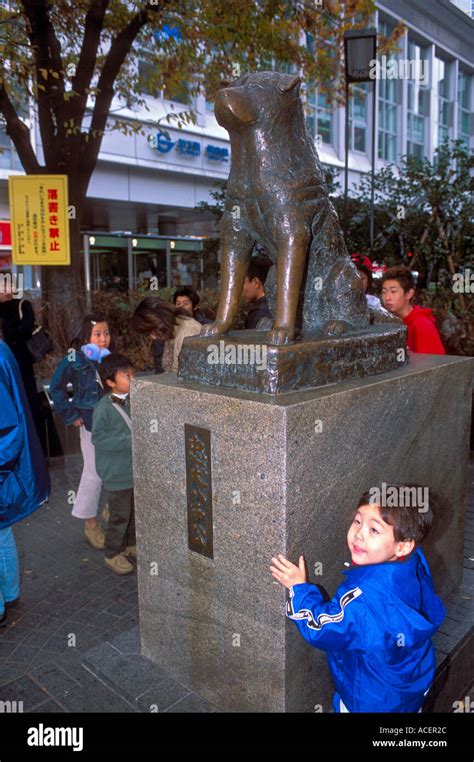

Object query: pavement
[0,455,218,713]
[0,454,472,714]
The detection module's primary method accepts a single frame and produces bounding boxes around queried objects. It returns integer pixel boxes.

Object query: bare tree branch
[0,80,41,173]
[20,0,66,167]
[66,0,110,124]
[82,1,167,185]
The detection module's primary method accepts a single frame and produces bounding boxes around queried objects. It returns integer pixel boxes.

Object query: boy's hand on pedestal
[270,554,307,589]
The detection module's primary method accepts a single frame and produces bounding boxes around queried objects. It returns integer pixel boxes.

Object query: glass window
[171,252,202,289]
[0,128,11,168]
[138,58,160,98]
[377,19,399,162]
[138,55,190,105]
[434,57,451,146]
[304,31,335,148]
[407,41,428,160]
[305,86,334,147]
[0,125,22,170]
[163,79,190,105]
[458,71,472,150]
[349,83,368,153]
[378,75,398,162]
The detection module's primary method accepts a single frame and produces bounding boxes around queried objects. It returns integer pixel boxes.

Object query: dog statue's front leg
[201,211,255,338]
[267,225,311,346]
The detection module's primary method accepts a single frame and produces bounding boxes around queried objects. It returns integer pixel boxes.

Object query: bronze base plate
[177,324,408,395]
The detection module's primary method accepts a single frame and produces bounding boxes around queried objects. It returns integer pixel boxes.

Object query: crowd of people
[0,256,448,712]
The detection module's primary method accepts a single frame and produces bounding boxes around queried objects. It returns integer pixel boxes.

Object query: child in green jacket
[91,354,136,575]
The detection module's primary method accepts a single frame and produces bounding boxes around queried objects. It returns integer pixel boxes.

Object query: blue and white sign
[155,133,175,153]
[153,133,229,162]
[205,145,229,162]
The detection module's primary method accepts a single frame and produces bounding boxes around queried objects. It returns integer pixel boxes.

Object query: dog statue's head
[214,71,301,131]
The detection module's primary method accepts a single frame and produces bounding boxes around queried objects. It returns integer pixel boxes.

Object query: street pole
[127,237,133,291]
[166,239,171,288]
[344,80,350,239]
[370,77,377,257]
[83,234,92,310]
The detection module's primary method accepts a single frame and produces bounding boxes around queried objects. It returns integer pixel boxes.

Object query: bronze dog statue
[201,71,370,346]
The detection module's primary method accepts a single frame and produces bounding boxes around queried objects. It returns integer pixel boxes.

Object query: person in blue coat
[0,340,50,627]
[270,486,445,712]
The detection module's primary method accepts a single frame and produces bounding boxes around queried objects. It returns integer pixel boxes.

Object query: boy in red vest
[381,266,445,354]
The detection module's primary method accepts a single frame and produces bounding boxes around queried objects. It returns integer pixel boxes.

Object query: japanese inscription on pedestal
[185,424,213,558]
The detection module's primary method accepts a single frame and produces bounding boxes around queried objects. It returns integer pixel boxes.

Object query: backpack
[18,299,53,363]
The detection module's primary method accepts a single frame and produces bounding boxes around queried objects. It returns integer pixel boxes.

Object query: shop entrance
[83,233,206,294]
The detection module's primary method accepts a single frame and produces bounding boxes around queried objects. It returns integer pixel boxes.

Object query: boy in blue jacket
[270,486,445,713]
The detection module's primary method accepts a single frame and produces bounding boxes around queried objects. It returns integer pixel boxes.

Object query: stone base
[178,324,407,394]
[131,354,473,712]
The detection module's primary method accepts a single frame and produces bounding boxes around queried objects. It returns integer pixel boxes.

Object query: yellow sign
[9,175,70,265]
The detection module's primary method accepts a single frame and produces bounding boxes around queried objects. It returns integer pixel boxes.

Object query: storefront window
[135,249,167,289]
[85,235,205,292]
[170,251,202,289]
[92,249,128,292]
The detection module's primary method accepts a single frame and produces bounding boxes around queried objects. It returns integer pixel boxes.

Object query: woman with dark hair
[131,297,201,373]
[0,276,44,449]
[49,313,112,549]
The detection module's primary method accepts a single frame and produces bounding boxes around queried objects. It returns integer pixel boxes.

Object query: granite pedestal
[131,354,473,713]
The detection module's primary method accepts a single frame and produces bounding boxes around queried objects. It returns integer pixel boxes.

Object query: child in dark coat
[92,354,136,575]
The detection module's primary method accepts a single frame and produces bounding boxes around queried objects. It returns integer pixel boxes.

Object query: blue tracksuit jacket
[286,547,445,712]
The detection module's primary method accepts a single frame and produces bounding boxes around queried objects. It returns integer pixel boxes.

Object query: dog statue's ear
[278,75,301,95]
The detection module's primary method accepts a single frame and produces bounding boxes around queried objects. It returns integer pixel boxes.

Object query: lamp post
[343,28,377,254]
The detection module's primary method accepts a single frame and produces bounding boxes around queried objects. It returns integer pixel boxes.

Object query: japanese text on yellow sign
[9,175,70,265]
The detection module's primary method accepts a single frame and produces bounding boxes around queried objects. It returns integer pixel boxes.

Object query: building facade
[0,0,472,292]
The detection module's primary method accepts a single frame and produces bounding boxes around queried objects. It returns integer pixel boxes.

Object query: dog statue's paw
[200,321,229,338]
[322,319,348,337]
[267,326,294,346]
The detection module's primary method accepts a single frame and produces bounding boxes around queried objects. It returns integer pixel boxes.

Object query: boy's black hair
[246,255,273,286]
[70,313,112,349]
[381,266,415,294]
[99,353,134,386]
[357,485,435,545]
[173,286,200,310]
